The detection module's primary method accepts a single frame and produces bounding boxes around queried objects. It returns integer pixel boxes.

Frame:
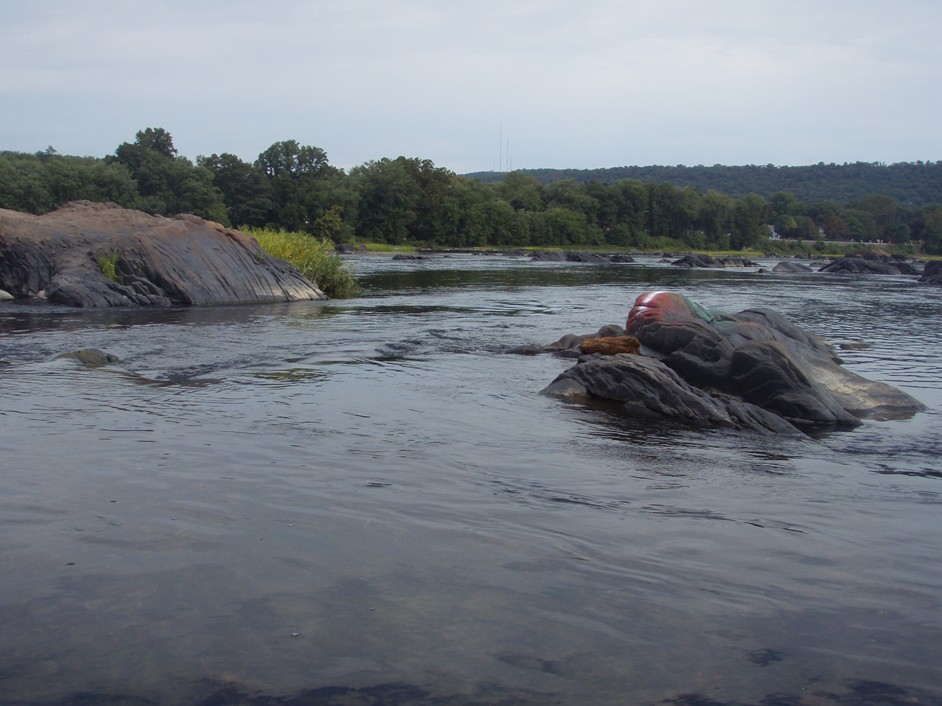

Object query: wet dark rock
[530,250,634,263]
[0,201,327,307]
[671,254,759,268]
[920,259,942,285]
[819,250,920,275]
[392,254,426,260]
[543,353,801,433]
[535,291,925,433]
[772,260,813,273]
[530,250,567,262]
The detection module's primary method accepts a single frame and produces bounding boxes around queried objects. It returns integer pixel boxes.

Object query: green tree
[134,127,177,158]
[499,172,544,212]
[350,157,421,243]
[730,193,767,249]
[920,207,942,254]
[850,194,897,240]
[0,152,53,213]
[198,152,272,227]
[842,208,878,241]
[697,189,734,247]
[254,140,343,233]
[111,127,227,222]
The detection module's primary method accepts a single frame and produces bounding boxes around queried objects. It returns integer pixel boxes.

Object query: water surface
[1,255,941,705]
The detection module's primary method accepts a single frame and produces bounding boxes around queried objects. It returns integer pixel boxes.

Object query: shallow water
[1,255,941,706]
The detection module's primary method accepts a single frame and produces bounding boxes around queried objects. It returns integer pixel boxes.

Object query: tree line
[466,162,942,209]
[2,128,941,254]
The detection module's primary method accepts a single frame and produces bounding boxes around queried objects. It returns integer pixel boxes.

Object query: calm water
[1,255,941,706]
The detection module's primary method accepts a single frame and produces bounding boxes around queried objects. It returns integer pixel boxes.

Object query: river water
[1,255,941,706]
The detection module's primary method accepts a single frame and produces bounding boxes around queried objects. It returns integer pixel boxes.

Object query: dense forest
[3,128,942,254]
[465,162,942,209]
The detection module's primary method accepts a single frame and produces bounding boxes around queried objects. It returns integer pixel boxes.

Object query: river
[1,254,941,706]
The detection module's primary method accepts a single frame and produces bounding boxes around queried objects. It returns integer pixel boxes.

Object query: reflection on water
[1,254,941,705]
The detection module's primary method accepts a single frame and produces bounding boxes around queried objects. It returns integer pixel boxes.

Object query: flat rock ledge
[511,291,925,434]
[0,201,327,307]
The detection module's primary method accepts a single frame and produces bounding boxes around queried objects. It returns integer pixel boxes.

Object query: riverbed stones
[0,201,327,307]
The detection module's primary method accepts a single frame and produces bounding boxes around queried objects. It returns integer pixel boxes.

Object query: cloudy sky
[2,0,940,173]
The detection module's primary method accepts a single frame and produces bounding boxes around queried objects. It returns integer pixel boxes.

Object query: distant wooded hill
[464,162,942,208]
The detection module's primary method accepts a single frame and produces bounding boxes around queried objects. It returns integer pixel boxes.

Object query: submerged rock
[53,349,121,367]
[536,290,925,433]
[772,261,813,273]
[0,201,327,307]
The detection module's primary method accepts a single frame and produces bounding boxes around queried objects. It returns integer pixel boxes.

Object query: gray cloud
[2,0,939,172]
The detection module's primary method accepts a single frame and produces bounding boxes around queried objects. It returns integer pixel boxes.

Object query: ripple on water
[1,260,941,705]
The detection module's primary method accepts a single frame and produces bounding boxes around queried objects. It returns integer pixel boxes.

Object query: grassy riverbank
[245,227,359,298]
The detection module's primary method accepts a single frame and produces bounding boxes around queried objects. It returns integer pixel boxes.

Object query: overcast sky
[2,0,940,173]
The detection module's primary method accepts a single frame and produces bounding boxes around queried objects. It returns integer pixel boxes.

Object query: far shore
[340,241,935,261]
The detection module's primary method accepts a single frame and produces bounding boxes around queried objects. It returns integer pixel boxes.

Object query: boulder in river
[671,254,759,268]
[818,250,920,276]
[0,201,327,307]
[771,261,813,273]
[530,251,635,264]
[534,290,925,433]
[920,260,942,286]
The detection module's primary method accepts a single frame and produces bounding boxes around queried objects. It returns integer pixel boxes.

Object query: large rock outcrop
[0,201,327,307]
[533,291,925,433]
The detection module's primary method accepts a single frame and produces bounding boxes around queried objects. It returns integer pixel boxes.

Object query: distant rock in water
[530,251,635,264]
[529,290,925,433]
[0,201,327,307]
[819,250,920,276]
[671,254,759,268]
[772,261,813,273]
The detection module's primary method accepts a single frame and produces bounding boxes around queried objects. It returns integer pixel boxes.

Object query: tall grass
[97,249,122,282]
[244,227,358,299]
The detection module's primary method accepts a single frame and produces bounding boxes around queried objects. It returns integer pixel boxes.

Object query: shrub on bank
[244,227,358,299]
